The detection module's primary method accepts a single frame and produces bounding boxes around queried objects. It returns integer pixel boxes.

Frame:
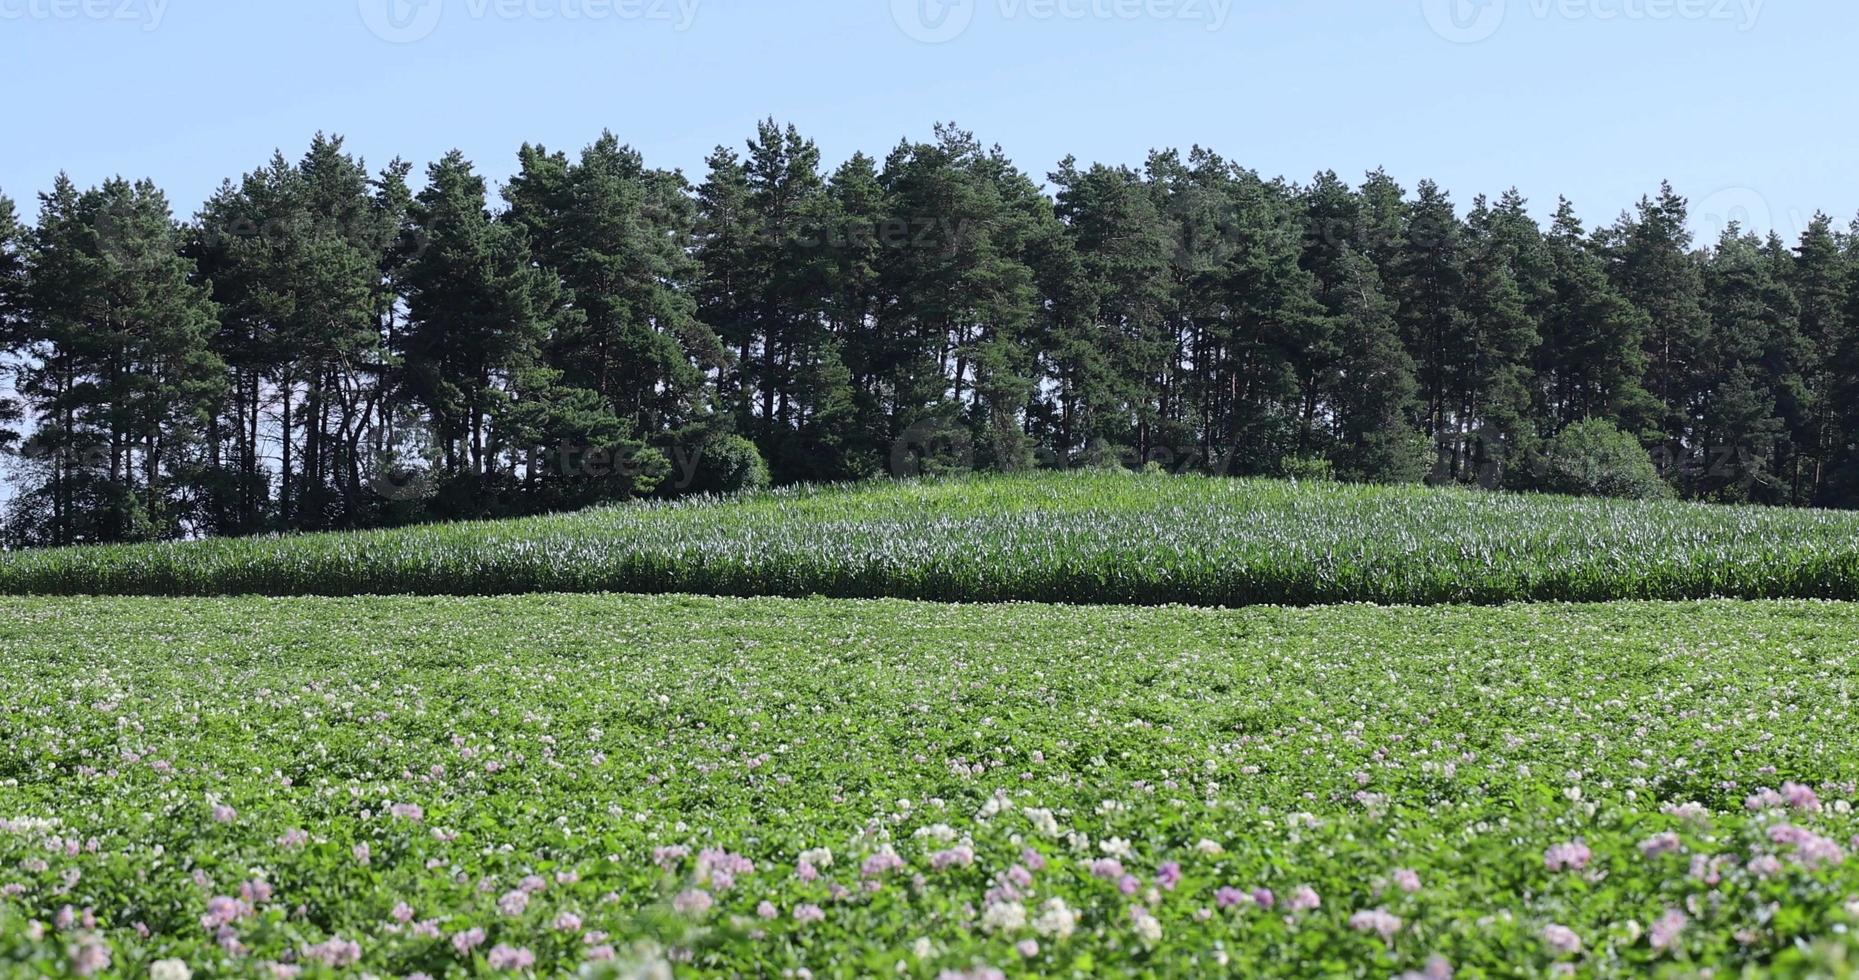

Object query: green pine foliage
[10,125,1859,544]
[397,150,562,509]
[0,193,24,453]
[9,176,223,545]
[1536,199,1654,432]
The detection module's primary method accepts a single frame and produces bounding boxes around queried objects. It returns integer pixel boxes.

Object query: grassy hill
[4,471,1859,604]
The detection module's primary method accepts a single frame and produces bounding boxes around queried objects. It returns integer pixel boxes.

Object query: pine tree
[783,136,866,479]
[811,153,892,477]
[1789,214,1849,502]
[963,143,1052,472]
[1827,219,1859,503]
[1147,148,1241,468]
[743,121,827,459]
[1300,174,1424,481]
[1300,170,1361,291]
[1478,190,1555,320]
[1356,168,1408,278]
[358,158,415,520]
[1391,180,1468,478]
[188,137,401,533]
[506,133,720,441]
[1609,183,1711,477]
[188,154,296,534]
[1458,197,1540,486]
[11,176,223,544]
[1209,170,1329,473]
[878,125,1040,472]
[398,151,561,506]
[0,193,26,455]
[1049,159,1174,464]
[289,134,396,529]
[693,146,756,431]
[1535,200,1656,435]
[0,192,21,323]
[1696,227,1791,502]
[10,177,95,544]
[1757,232,1814,504]
[1327,248,1426,482]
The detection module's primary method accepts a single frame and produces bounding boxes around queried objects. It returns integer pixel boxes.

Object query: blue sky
[2,0,1852,243]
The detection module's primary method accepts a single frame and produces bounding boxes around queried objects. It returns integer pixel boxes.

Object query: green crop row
[2,594,1858,976]
[5,472,1859,605]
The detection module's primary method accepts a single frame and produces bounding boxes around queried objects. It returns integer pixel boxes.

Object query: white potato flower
[982,901,1028,933]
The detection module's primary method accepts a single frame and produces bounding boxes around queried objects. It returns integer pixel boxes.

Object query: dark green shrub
[683,435,770,496]
[1534,419,1672,500]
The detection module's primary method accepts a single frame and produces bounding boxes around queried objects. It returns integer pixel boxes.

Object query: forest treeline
[1,121,1855,546]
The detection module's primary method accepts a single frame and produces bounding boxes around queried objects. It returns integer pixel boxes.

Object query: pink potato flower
[1543,924,1582,955]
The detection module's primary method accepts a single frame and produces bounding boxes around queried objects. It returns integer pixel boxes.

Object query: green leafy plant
[5,471,1859,605]
[1,595,1857,976]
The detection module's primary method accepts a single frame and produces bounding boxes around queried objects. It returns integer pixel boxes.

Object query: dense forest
[1,121,1855,546]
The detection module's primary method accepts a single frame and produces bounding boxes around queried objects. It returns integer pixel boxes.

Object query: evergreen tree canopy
[9,124,1859,544]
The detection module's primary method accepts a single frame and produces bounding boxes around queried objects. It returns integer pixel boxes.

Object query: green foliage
[0,193,23,453]
[684,434,770,496]
[1043,157,1174,463]
[1790,215,1851,505]
[9,126,1859,544]
[6,175,224,547]
[8,472,1859,604]
[1531,419,1673,500]
[2,595,1858,975]
[1276,453,1335,482]
[1536,199,1655,432]
[186,135,402,536]
[1321,249,1427,483]
[506,132,720,437]
[1694,228,1798,504]
[398,149,561,501]
[1606,183,1712,469]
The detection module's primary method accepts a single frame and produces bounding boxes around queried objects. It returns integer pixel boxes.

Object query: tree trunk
[279,379,294,525]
